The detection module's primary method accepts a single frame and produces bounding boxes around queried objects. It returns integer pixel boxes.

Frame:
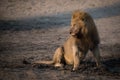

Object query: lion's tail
[33,60,54,65]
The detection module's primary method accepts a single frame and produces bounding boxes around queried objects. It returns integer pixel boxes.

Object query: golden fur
[71,10,100,48]
[33,10,101,71]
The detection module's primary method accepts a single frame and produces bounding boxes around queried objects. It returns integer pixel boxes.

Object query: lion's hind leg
[53,47,65,68]
[90,45,101,67]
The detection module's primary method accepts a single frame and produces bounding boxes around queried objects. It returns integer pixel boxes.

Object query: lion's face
[70,19,87,38]
[70,20,82,36]
[70,11,89,38]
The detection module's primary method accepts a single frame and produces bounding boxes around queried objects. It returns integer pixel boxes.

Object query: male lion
[33,10,101,71]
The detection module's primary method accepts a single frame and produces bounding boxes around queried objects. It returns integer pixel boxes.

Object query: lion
[32,10,101,71]
[70,10,101,66]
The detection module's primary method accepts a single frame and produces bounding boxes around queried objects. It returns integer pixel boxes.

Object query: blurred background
[0,0,120,80]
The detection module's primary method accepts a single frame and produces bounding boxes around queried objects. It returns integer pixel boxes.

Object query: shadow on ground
[0,2,120,31]
[25,57,120,76]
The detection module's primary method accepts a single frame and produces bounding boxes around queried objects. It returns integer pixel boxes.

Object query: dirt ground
[0,0,120,80]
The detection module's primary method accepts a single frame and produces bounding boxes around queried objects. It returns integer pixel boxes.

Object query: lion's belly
[64,46,74,65]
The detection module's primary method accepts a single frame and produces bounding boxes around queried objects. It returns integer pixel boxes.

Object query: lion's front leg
[73,53,80,71]
[72,45,80,71]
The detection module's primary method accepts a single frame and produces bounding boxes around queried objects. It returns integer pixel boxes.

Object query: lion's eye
[81,18,86,21]
[71,24,75,27]
[73,24,76,27]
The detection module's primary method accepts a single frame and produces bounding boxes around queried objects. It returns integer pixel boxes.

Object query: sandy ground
[0,0,120,80]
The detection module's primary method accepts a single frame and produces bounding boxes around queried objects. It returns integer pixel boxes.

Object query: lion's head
[70,10,89,38]
[70,10,100,47]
